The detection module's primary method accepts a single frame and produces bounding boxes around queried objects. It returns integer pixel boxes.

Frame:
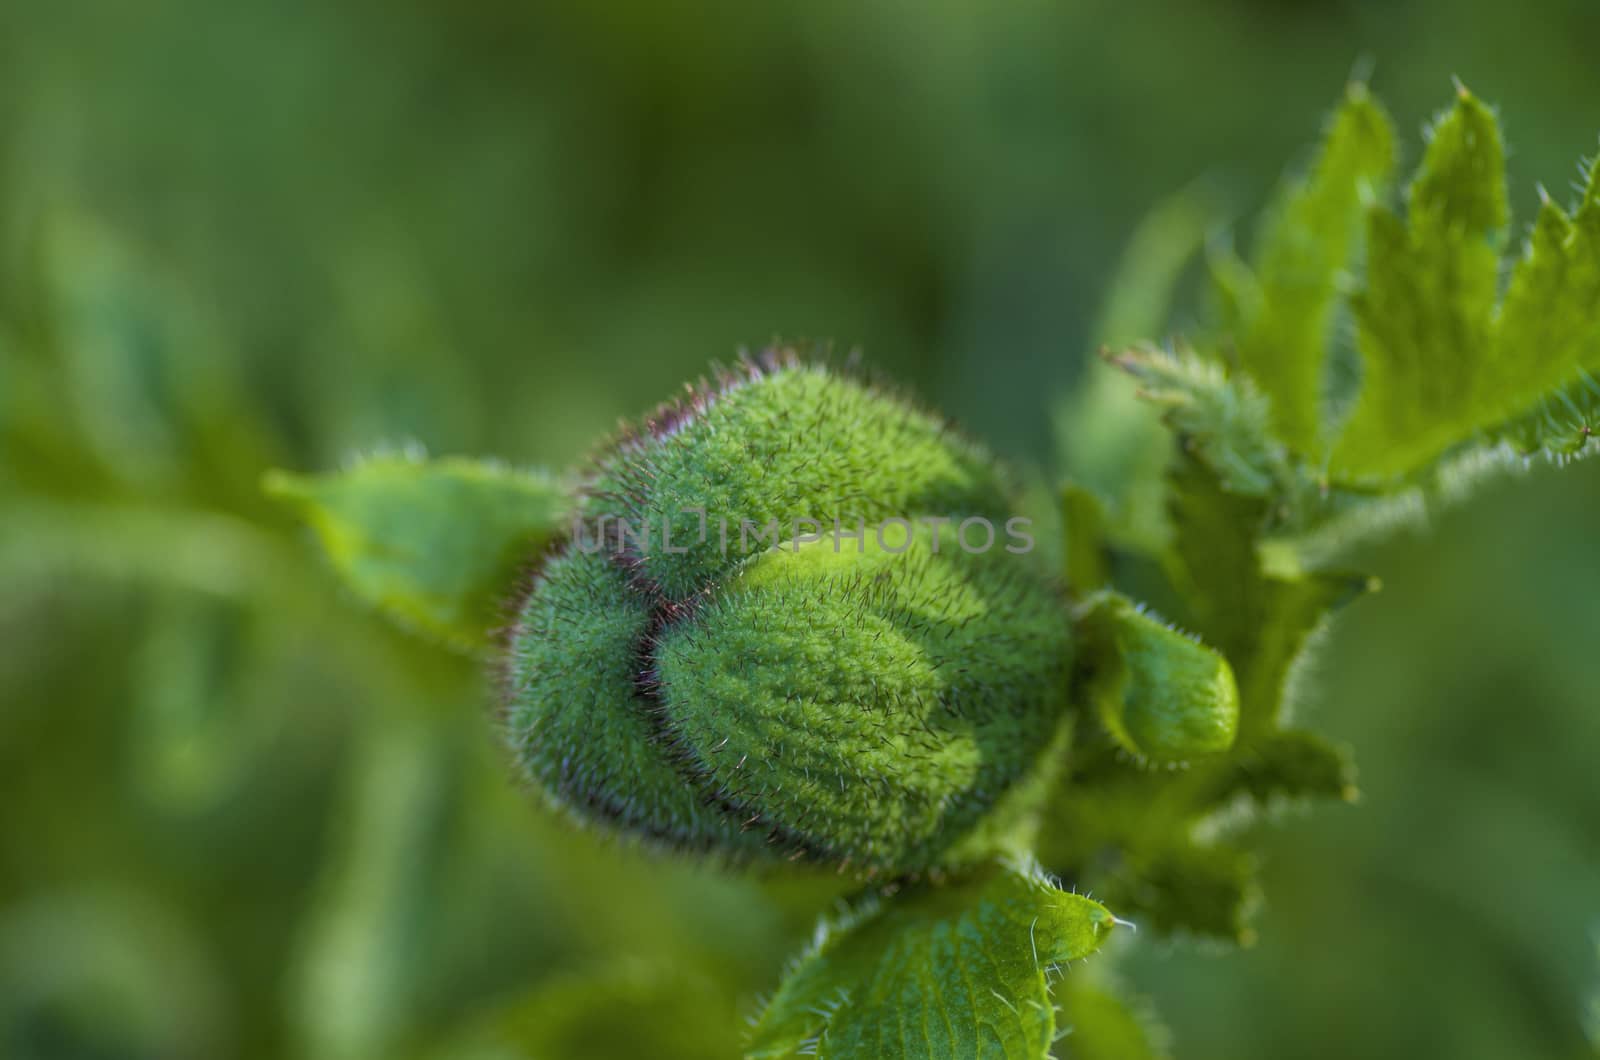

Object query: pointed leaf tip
[1411,88,1507,235]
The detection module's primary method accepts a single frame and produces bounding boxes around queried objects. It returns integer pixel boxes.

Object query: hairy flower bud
[502,353,1073,872]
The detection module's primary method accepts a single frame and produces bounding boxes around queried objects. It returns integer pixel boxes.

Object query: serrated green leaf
[1489,157,1600,457]
[1318,96,1600,478]
[1496,191,1600,381]
[747,863,1118,1060]
[1220,83,1396,454]
[1194,89,1600,507]
[1497,369,1600,458]
[266,455,568,651]
[1056,973,1171,1060]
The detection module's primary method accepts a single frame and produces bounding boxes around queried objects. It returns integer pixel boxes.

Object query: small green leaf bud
[1079,592,1239,763]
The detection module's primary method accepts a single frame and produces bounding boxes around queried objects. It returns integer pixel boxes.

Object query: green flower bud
[1078,593,1239,763]
[502,354,1072,873]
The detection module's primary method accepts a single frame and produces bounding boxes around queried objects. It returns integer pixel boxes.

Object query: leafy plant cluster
[256,83,1600,1057]
[1049,80,1600,952]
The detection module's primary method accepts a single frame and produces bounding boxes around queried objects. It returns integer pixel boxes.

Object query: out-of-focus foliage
[422,963,745,1060]
[1055,961,1172,1060]
[1590,940,1600,1053]
[3,1,1599,1058]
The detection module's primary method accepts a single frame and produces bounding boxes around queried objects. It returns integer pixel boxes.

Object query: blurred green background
[2,2,1598,1057]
